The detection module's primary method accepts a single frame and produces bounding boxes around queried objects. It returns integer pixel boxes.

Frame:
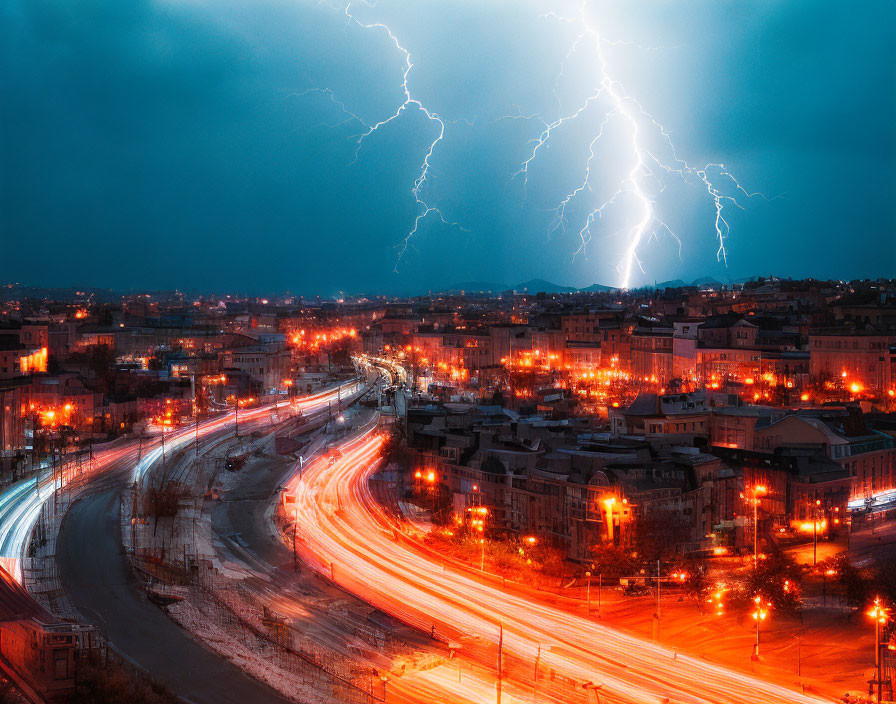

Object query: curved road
[58,486,292,704]
[51,380,365,704]
[290,431,835,704]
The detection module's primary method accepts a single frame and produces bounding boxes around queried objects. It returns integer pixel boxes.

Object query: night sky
[2,0,894,295]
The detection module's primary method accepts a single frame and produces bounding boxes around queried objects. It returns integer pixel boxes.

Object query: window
[53,651,69,680]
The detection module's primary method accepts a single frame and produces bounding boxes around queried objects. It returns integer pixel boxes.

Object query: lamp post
[751,595,770,660]
[585,571,591,613]
[867,597,889,703]
[741,485,767,570]
[293,501,298,572]
[812,498,823,566]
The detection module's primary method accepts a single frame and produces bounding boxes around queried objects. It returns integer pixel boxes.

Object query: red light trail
[288,429,832,704]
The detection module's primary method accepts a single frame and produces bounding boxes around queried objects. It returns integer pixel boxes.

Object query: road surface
[290,430,835,704]
[49,379,366,704]
[57,486,292,704]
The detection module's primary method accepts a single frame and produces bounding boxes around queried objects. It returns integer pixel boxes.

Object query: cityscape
[2,1,896,704]
[0,280,893,703]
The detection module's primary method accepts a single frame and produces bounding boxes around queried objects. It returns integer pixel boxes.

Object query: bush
[736,549,803,615]
[588,544,638,581]
[66,660,177,704]
[818,554,871,613]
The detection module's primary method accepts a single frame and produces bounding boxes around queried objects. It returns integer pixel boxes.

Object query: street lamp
[867,597,890,703]
[751,595,771,660]
[585,571,591,613]
[812,498,822,566]
[740,485,767,570]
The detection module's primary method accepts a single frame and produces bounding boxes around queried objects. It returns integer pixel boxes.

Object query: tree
[490,388,506,408]
[872,556,896,606]
[739,549,803,615]
[381,422,410,469]
[588,544,638,581]
[672,557,711,612]
[632,509,691,564]
[819,554,871,615]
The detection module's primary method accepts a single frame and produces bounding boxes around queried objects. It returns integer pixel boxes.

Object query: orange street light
[751,595,771,659]
[867,597,890,702]
[741,485,767,569]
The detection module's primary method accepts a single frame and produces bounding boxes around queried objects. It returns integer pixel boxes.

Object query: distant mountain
[512,279,578,294]
[653,279,688,289]
[692,276,723,287]
[436,281,509,294]
[579,282,616,292]
[437,279,618,295]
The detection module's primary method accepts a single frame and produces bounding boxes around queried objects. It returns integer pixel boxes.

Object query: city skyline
[3,1,896,702]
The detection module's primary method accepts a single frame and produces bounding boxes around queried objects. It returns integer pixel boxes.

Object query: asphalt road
[56,486,291,704]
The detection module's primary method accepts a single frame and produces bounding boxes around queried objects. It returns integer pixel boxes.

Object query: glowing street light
[751,595,771,659]
[740,485,767,570]
[867,597,890,702]
[811,498,822,565]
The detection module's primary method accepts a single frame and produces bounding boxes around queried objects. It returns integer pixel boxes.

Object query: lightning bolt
[305,1,465,272]
[515,1,768,288]
[304,1,765,287]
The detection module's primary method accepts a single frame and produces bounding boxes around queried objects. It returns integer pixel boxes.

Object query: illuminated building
[629,323,673,386]
[0,344,47,379]
[0,378,30,477]
[809,330,895,395]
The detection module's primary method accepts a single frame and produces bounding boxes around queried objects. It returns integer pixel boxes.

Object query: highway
[0,438,143,582]
[57,485,294,704]
[36,380,363,704]
[289,429,835,704]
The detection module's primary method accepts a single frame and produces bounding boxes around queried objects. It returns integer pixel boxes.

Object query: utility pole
[812,498,821,566]
[496,623,503,704]
[585,571,591,613]
[51,440,57,516]
[653,559,661,641]
[876,612,882,704]
[754,495,759,569]
[532,643,541,703]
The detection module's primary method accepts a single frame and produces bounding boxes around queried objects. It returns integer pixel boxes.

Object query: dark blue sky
[2,0,894,295]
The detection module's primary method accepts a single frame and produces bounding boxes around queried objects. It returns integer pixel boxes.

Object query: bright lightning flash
[306,1,465,271]
[517,2,767,288]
